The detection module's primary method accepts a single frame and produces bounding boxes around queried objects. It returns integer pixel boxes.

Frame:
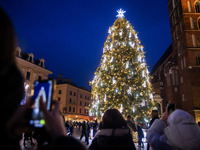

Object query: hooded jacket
[89,128,136,150]
[147,109,200,150]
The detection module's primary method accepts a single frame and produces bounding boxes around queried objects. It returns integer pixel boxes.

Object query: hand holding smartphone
[167,103,175,114]
[29,80,53,128]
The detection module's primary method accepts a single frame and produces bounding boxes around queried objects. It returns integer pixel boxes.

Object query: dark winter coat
[149,116,159,127]
[89,128,136,150]
[136,124,144,139]
[127,120,137,132]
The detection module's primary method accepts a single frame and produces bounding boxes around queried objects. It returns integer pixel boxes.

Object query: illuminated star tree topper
[116,8,126,18]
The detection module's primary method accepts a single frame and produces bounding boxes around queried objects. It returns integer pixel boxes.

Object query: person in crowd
[147,108,200,150]
[78,122,82,131]
[80,121,89,145]
[89,109,136,150]
[126,114,137,132]
[93,120,98,137]
[149,110,159,127]
[0,6,87,150]
[147,109,159,150]
[86,121,91,141]
[135,122,144,148]
[69,121,74,136]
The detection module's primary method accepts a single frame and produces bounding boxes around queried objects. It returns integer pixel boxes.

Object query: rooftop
[150,44,173,75]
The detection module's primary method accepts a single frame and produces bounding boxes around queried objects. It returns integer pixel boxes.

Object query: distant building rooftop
[16,47,49,70]
[52,74,91,92]
[151,44,172,75]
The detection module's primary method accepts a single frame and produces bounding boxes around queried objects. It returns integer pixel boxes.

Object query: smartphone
[29,80,53,128]
[167,103,175,114]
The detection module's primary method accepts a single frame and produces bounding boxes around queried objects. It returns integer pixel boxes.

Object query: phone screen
[167,103,175,114]
[30,80,53,128]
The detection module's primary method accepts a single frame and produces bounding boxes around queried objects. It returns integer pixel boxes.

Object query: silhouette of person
[89,109,136,150]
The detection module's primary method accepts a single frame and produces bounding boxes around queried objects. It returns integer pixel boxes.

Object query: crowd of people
[1,6,200,150]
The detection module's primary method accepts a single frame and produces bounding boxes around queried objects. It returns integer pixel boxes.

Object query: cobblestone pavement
[20,127,147,150]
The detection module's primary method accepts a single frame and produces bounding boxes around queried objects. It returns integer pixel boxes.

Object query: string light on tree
[89,9,155,122]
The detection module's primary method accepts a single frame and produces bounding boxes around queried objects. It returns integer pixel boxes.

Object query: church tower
[168,0,200,122]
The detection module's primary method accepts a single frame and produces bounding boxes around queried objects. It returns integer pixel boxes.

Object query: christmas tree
[90,9,154,122]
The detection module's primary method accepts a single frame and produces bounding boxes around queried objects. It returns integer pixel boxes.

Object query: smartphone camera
[30,80,53,128]
[167,103,175,114]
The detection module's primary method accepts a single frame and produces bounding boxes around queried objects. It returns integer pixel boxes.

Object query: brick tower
[168,0,200,122]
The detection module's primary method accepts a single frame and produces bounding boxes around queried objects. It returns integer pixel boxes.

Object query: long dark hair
[102,109,127,129]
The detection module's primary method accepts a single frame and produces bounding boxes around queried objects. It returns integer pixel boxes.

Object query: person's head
[0,7,24,121]
[127,114,132,121]
[102,109,127,129]
[0,6,16,65]
[151,110,158,119]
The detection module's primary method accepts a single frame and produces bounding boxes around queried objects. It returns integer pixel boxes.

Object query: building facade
[54,75,92,121]
[16,47,53,98]
[151,0,200,123]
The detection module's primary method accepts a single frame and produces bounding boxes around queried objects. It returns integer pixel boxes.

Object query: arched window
[195,1,200,13]
[196,53,200,65]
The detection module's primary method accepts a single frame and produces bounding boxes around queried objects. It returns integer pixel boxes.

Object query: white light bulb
[120,104,123,113]
[129,32,132,38]
[119,31,123,36]
[110,57,114,63]
[125,61,129,69]
[104,94,107,102]
[133,106,135,113]
[127,87,132,94]
[112,77,116,84]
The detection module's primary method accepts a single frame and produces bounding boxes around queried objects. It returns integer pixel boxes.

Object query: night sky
[0,0,171,90]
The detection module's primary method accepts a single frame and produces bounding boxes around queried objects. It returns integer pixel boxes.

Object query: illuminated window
[195,2,200,13]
